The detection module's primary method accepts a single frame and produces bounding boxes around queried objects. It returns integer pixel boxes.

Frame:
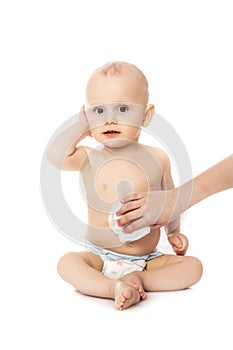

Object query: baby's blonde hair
[90,61,148,84]
[86,61,149,103]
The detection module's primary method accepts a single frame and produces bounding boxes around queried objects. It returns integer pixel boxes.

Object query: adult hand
[116,190,179,233]
[117,155,233,233]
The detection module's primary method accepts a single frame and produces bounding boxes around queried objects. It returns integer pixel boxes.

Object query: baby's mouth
[103,130,121,135]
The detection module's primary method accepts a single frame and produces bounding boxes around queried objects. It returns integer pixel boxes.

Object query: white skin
[51,62,203,310]
[117,154,233,231]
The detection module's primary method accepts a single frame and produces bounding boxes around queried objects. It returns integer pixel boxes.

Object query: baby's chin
[103,138,135,148]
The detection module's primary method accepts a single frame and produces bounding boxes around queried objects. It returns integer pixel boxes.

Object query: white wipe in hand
[108,201,150,244]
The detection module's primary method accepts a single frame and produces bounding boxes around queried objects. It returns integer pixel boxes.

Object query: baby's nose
[105,111,118,124]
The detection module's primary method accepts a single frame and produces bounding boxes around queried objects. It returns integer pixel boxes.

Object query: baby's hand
[167,232,189,256]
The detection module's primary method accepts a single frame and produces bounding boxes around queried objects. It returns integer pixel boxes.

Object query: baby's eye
[94,106,105,115]
[116,105,129,113]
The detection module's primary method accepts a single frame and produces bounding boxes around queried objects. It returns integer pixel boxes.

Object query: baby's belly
[109,228,161,256]
[87,208,161,255]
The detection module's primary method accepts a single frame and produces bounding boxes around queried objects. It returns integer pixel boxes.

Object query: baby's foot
[120,272,147,300]
[114,281,140,310]
[130,282,147,300]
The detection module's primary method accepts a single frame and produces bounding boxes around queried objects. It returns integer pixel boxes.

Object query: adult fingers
[122,217,146,233]
[116,198,144,216]
[120,193,145,204]
[117,208,144,227]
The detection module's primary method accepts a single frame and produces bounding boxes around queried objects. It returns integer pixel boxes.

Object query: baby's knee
[57,252,77,276]
[188,256,203,284]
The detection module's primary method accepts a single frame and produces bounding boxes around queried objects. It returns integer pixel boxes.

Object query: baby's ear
[142,104,155,127]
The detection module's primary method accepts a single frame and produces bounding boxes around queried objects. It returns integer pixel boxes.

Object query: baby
[48,61,203,310]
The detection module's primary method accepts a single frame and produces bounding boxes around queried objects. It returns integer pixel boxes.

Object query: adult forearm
[178,155,233,212]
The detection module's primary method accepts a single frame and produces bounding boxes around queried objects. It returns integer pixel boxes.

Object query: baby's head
[85,61,154,146]
[86,61,149,107]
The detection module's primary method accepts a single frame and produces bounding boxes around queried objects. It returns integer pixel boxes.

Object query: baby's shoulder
[143,145,170,162]
[62,145,93,171]
[142,145,171,172]
[81,145,93,154]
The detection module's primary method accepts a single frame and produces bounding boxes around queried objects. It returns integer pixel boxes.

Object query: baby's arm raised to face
[47,106,91,171]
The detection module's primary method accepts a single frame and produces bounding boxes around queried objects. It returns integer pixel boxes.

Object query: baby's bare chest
[82,149,163,204]
[95,159,150,201]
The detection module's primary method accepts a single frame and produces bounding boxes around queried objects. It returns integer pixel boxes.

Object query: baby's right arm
[47,106,91,171]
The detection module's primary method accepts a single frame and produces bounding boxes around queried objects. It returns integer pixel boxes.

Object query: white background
[0,1,232,349]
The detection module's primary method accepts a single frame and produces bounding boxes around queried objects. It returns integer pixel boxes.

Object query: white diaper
[87,241,163,280]
[102,258,146,279]
[108,201,150,244]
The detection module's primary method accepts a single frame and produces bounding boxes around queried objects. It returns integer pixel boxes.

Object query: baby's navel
[102,183,108,190]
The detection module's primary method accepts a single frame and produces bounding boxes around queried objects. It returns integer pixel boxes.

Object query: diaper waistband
[87,240,163,262]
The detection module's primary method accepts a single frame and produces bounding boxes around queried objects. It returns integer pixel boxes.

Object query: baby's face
[85,74,150,146]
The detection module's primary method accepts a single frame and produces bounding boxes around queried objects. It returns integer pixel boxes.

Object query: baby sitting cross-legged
[48,61,203,310]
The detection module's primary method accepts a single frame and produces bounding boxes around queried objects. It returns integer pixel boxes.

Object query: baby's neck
[103,139,140,154]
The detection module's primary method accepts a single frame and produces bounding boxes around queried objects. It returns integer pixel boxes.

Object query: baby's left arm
[160,150,189,255]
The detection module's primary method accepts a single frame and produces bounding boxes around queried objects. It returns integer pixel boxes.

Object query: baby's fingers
[168,234,183,249]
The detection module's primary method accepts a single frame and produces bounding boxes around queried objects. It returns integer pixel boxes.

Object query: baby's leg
[122,255,203,292]
[57,252,142,310]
